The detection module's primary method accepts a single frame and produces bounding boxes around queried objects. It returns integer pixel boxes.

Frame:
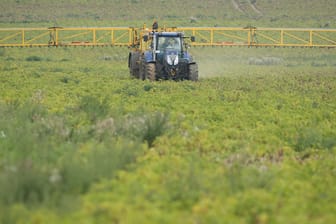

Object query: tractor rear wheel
[188,63,198,81]
[139,58,145,80]
[145,63,156,81]
[129,52,140,78]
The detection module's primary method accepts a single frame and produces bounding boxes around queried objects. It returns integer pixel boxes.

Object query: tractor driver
[166,37,180,49]
[159,37,180,50]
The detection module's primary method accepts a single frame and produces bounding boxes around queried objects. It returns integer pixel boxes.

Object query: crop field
[1,0,336,223]
[1,0,336,28]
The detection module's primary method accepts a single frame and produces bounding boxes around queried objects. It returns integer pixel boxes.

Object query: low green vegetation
[1,0,335,28]
[0,46,336,223]
[1,0,336,223]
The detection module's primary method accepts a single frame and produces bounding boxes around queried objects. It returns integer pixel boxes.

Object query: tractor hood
[165,50,179,66]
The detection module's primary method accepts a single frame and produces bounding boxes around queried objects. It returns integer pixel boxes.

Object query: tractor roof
[155,32,183,37]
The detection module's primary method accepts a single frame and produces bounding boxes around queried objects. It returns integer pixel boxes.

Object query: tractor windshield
[157,37,181,51]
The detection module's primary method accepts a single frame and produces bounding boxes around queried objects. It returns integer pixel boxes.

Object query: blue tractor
[128,29,198,81]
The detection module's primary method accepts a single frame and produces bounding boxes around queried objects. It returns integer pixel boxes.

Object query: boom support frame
[1,26,336,48]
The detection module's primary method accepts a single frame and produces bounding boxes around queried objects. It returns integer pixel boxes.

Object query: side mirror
[191,36,196,42]
[143,35,149,42]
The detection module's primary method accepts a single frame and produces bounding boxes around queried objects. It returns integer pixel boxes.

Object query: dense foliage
[0,46,335,223]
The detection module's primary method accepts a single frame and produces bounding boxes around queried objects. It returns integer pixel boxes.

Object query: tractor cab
[153,33,184,68]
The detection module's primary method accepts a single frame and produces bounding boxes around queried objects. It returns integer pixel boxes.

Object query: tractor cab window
[158,37,181,51]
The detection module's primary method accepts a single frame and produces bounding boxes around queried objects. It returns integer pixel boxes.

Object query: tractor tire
[139,57,146,80]
[188,63,198,81]
[145,63,156,81]
[129,52,140,78]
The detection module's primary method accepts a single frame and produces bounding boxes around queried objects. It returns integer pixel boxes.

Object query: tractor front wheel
[145,63,156,81]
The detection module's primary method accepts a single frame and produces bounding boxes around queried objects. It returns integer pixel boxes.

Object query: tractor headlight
[167,54,179,66]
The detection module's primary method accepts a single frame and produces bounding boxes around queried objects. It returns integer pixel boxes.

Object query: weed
[143,83,154,91]
[294,128,336,151]
[0,49,5,57]
[78,96,109,122]
[141,112,169,147]
[60,76,69,83]
[25,56,43,62]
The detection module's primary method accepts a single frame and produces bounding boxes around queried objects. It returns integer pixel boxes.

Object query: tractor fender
[144,51,155,63]
[183,52,193,63]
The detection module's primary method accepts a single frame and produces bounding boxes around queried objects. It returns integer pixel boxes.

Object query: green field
[1,0,336,28]
[1,1,336,223]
